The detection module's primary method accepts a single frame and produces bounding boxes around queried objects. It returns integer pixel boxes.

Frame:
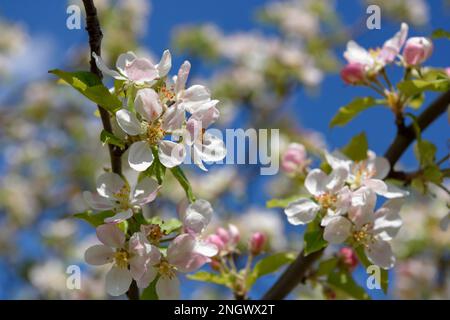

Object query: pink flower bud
[445,67,450,78]
[281,143,308,174]
[216,227,230,243]
[403,37,433,66]
[338,247,358,272]
[249,232,266,255]
[340,63,366,85]
[207,234,225,252]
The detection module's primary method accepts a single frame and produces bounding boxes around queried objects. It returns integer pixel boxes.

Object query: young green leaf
[431,28,450,39]
[330,97,381,127]
[341,132,369,162]
[266,195,306,209]
[327,269,370,300]
[187,271,233,287]
[247,252,297,286]
[142,148,166,184]
[73,210,115,227]
[304,217,328,256]
[100,130,125,149]
[315,257,338,277]
[414,140,437,167]
[170,166,196,202]
[49,69,122,113]
[141,276,159,300]
[398,79,450,97]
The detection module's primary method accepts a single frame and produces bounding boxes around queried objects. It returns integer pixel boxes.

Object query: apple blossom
[83,172,160,223]
[207,224,240,256]
[403,37,433,66]
[338,247,358,272]
[93,50,171,86]
[281,143,310,174]
[249,232,266,255]
[340,62,366,85]
[84,224,161,296]
[178,199,214,235]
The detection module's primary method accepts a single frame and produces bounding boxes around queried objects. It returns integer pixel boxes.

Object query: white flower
[84,224,161,296]
[284,167,351,225]
[93,50,171,86]
[115,88,187,171]
[83,172,160,223]
[325,150,409,199]
[325,198,403,269]
[178,199,214,235]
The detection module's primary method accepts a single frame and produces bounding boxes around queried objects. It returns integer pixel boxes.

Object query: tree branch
[261,90,450,300]
[82,0,139,300]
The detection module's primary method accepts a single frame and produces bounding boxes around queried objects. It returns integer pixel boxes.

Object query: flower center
[157,259,176,280]
[114,249,129,269]
[145,224,165,245]
[315,193,337,210]
[146,122,165,146]
[352,223,373,247]
[113,185,131,208]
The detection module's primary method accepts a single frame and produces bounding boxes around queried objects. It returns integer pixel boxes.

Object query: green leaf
[247,252,297,286]
[49,69,122,113]
[316,258,338,277]
[341,132,369,162]
[432,28,450,39]
[142,148,166,184]
[170,166,196,202]
[354,246,389,294]
[100,130,125,149]
[161,218,183,234]
[141,276,159,300]
[73,210,115,227]
[414,140,436,167]
[327,269,370,300]
[304,217,328,256]
[330,97,380,127]
[398,79,450,97]
[266,196,305,208]
[423,165,443,184]
[187,271,232,287]
[408,92,424,109]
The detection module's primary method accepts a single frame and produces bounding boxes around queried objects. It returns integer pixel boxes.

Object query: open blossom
[403,37,433,66]
[343,23,408,75]
[281,143,310,174]
[324,198,403,269]
[83,172,160,223]
[178,199,214,235]
[84,224,160,296]
[284,167,352,225]
[93,50,171,86]
[325,150,409,200]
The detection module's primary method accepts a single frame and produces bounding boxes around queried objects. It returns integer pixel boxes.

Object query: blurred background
[0,0,448,299]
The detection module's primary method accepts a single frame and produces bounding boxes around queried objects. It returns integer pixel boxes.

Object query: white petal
[96,224,125,248]
[363,179,388,195]
[365,240,395,269]
[377,183,409,198]
[351,186,377,208]
[83,191,114,210]
[92,52,123,79]
[156,276,180,300]
[304,169,327,196]
[373,199,403,241]
[325,167,348,193]
[158,140,186,168]
[371,156,390,179]
[325,151,351,171]
[344,40,373,66]
[190,103,220,128]
[135,266,158,289]
[194,241,218,257]
[156,50,172,77]
[132,177,160,205]
[128,141,154,172]
[84,245,114,265]
[116,51,137,74]
[184,199,213,234]
[105,267,133,296]
[193,132,226,162]
[284,198,320,225]
[135,88,163,122]
[162,103,185,132]
[104,209,133,224]
[323,216,352,244]
[180,85,211,113]
[116,109,143,136]
[96,172,125,198]
[175,61,191,94]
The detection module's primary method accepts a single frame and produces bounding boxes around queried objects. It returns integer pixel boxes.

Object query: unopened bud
[340,62,366,84]
[338,247,358,272]
[249,232,266,255]
[207,234,225,252]
[403,37,433,66]
[281,143,308,174]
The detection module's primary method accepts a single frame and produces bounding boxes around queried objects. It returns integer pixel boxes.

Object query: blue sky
[0,0,449,300]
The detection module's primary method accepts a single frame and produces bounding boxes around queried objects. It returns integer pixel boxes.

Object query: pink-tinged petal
[183,199,213,235]
[129,254,148,281]
[96,224,125,248]
[82,191,115,210]
[92,52,123,79]
[365,240,395,270]
[124,57,158,83]
[381,23,409,63]
[156,276,180,300]
[284,198,320,225]
[116,109,143,136]
[325,167,348,193]
[104,209,133,224]
[348,200,375,229]
[373,199,403,241]
[105,266,133,296]
[84,244,114,266]
[185,118,202,146]
[228,224,240,244]
[135,88,163,122]
[335,186,352,214]
[304,169,327,196]
[156,50,172,77]
[162,103,185,132]
[135,266,158,289]
[128,141,154,172]
[190,102,220,128]
[194,241,218,257]
[116,51,137,74]
[175,61,191,94]
[180,85,211,113]
[193,132,226,163]
[167,234,208,272]
[158,140,186,168]
[132,177,160,205]
[323,216,352,244]
[343,40,373,66]
[96,172,125,198]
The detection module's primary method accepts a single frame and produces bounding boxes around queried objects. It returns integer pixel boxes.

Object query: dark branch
[82,0,139,299]
[261,90,450,300]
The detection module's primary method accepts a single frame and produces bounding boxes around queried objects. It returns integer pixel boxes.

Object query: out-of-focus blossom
[249,232,266,255]
[365,0,429,26]
[281,143,310,174]
[338,247,358,272]
[403,37,433,66]
[340,62,366,85]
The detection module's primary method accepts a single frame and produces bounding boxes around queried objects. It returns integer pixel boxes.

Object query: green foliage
[327,269,370,300]
[247,252,297,286]
[73,210,115,227]
[170,167,196,203]
[341,132,369,162]
[147,216,183,234]
[414,140,437,167]
[188,271,233,287]
[266,196,306,209]
[316,257,338,277]
[142,149,166,184]
[49,70,122,113]
[100,130,125,149]
[330,97,381,127]
[431,28,450,39]
[304,216,328,256]
[354,246,389,294]
[141,276,159,300]
[398,79,450,97]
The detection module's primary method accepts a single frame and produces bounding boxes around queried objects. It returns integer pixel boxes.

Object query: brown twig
[82,0,139,300]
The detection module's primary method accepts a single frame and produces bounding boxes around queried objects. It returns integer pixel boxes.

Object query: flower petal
[304,169,327,196]
[365,240,395,269]
[158,140,186,168]
[135,265,158,289]
[83,191,115,210]
[325,167,348,193]
[156,50,172,77]
[96,172,125,198]
[373,199,403,241]
[92,52,123,79]
[104,209,133,224]
[193,132,226,162]
[84,244,114,266]
[162,103,185,132]
[105,266,133,296]
[128,141,154,172]
[323,216,352,244]
[124,58,158,83]
[135,88,163,122]
[116,109,143,136]
[180,85,211,113]
[194,241,218,257]
[284,198,320,225]
[132,177,160,205]
[363,178,388,195]
[175,61,191,94]
[377,183,409,198]
[116,51,137,74]
[371,156,390,179]
[183,199,213,235]
[96,224,125,248]
[156,276,180,300]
